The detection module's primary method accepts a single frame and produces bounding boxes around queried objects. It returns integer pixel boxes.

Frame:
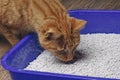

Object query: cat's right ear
[69,17,87,31]
[37,17,56,33]
[37,17,59,41]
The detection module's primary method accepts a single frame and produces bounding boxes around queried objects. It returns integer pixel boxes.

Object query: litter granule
[25,33,120,79]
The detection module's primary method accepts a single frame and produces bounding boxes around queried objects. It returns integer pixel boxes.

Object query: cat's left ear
[69,17,87,31]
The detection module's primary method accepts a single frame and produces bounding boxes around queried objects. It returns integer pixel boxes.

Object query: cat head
[37,16,87,62]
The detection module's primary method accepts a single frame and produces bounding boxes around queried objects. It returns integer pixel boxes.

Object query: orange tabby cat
[0,0,86,62]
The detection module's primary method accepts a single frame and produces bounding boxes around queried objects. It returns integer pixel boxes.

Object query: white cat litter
[25,33,120,79]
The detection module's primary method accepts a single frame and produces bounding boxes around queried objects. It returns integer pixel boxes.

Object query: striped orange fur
[0,0,86,62]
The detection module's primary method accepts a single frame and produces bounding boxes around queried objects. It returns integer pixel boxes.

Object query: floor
[1,0,120,80]
[61,0,120,10]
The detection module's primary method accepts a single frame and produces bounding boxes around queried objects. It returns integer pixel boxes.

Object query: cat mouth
[56,50,74,62]
[60,51,80,64]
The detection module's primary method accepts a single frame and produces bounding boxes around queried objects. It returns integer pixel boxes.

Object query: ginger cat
[0,0,86,62]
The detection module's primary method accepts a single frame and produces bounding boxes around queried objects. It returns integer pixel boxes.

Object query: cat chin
[57,56,73,62]
[59,57,77,64]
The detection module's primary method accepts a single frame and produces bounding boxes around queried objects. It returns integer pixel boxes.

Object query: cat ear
[46,28,63,41]
[69,17,87,31]
[40,19,59,40]
[46,32,55,40]
[39,17,56,33]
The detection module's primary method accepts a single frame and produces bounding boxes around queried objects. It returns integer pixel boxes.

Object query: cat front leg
[6,34,19,46]
[0,24,19,46]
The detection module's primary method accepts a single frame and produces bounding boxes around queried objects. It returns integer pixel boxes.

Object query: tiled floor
[1,0,120,80]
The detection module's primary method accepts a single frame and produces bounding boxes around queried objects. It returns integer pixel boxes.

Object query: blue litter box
[1,10,120,80]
